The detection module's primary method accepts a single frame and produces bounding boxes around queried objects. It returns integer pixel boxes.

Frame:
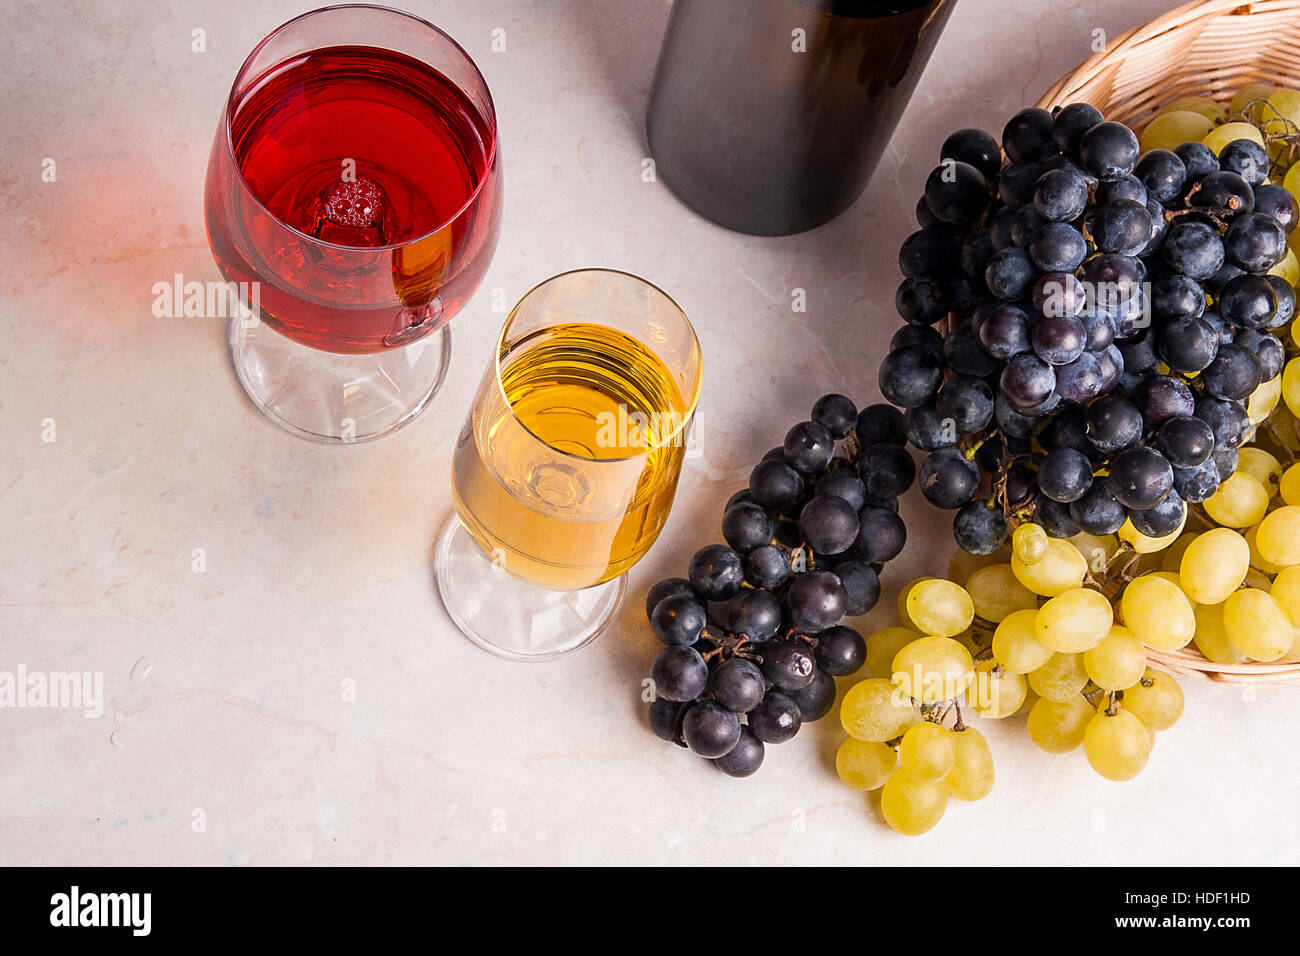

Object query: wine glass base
[227,315,451,443]
[435,515,627,661]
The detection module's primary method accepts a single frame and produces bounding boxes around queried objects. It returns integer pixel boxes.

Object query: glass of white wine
[437,269,703,660]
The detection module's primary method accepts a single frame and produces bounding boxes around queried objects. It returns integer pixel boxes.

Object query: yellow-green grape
[952,626,985,660]
[968,659,1027,718]
[1119,574,1196,650]
[835,738,897,791]
[1118,514,1186,554]
[891,636,974,703]
[946,727,994,802]
[1159,532,1198,573]
[1179,527,1250,604]
[1122,669,1185,731]
[896,577,934,629]
[1222,588,1295,661]
[880,768,948,836]
[1203,120,1266,155]
[1282,631,1300,662]
[1287,160,1300,207]
[1245,524,1284,574]
[992,607,1053,674]
[1083,709,1152,781]
[1230,82,1277,121]
[947,548,1001,588]
[1203,472,1270,528]
[1162,95,1227,123]
[1028,651,1088,702]
[1281,463,1300,506]
[1268,247,1300,286]
[1270,565,1300,627]
[1192,601,1249,665]
[899,721,956,781]
[1265,88,1300,129]
[965,563,1037,622]
[1034,586,1114,653]
[1083,625,1147,691]
[1012,522,1050,564]
[1237,447,1283,494]
[1248,374,1283,424]
[840,678,916,742]
[1026,695,1094,752]
[1256,504,1300,566]
[1146,570,1190,599]
[906,578,975,637]
[1011,537,1088,596]
[1284,358,1300,418]
[866,626,920,677]
[1140,110,1214,152]
[1069,532,1119,573]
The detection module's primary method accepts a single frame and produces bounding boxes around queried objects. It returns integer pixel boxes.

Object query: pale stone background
[2,0,1295,865]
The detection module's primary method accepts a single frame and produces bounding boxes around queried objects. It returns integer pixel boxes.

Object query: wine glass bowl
[203,4,501,441]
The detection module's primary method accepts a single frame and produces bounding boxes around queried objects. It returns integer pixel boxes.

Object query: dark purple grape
[1052,102,1104,155]
[954,499,1009,553]
[1133,149,1185,203]
[783,420,834,473]
[749,458,803,511]
[1136,375,1195,428]
[919,448,980,509]
[980,303,1032,359]
[925,160,990,228]
[891,323,945,355]
[994,392,1045,438]
[744,544,790,590]
[1224,211,1287,273]
[1085,395,1142,454]
[713,728,764,776]
[811,393,858,439]
[786,570,847,633]
[1029,220,1088,273]
[813,624,867,677]
[1156,415,1215,469]
[1096,173,1148,205]
[1151,273,1206,320]
[649,697,685,743]
[999,161,1045,208]
[1003,107,1058,163]
[1079,120,1139,180]
[1038,447,1093,503]
[986,247,1038,301]
[1034,271,1087,317]
[682,700,741,758]
[798,495,859,555]
[1109,446,1173,510]
[1219,273,1278,330]
[1218,138,1269,187]
[815,470,867,511]
[1200,344,1262,401]
[1094,344,1124,393]
[1189,170,1253,219]
[722,501,775,553]
[1093,198,1153,255]
[762,640,817,692]
[878,344,943,408]
[857,443,915,497]
[1173,458,1220,502]
[899,228,961,278]
[1195,397,1250,450]
[748,691,802,744]
[710,658,766,713]
[1266,276,1296,329]
[1130,491,1186,537]
[1035,496,1081,537]
[1252,183,1298,233]
[650,645,709,702]
[1054,352,1103,403]
[851,507,907,563]
[942,127,1002,180]
[1163,221,1225,280]
[834,559,880,616]
[788,669,836,721]
[1070,478,1126,535]
[729,588,782,643]
[1118,330,1159,373]
[1035,166,1089,221]
[1032,313,1086,366]
[1174,141,1218,184]
[936,375,994,435]
[1157,315,1219,373]
[856,403,908,447]
[1001,352,1056,408]
[688,544,745,600]
[646,577,694,620]
[651,593,708,646]
[1233,329,1283,381]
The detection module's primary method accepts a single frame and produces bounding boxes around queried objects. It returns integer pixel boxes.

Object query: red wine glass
[204,4,501,442]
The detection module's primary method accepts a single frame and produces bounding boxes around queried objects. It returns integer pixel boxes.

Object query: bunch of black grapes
[880,102,1296,553]
[645,394,912,776]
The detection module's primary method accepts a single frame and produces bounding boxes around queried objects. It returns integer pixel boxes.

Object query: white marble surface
[3,0,1297,866]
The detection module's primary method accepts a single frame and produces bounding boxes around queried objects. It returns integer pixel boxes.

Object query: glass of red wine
[204,5,501,442]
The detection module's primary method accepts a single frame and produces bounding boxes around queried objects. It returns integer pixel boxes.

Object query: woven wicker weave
[1033,0,1300,684]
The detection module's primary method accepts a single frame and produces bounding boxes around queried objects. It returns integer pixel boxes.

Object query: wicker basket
[1033,0,1300,685]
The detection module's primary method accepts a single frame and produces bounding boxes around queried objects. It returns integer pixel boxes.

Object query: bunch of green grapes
[836,577,994,836]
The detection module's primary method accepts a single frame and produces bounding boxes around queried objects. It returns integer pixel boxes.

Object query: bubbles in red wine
[308,176,397,246]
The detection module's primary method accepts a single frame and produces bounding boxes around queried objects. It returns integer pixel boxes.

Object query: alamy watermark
[151,273,260,324]
[0,664,103,718]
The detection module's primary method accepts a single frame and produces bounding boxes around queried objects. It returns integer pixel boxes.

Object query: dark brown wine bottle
[646,0,956,236]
